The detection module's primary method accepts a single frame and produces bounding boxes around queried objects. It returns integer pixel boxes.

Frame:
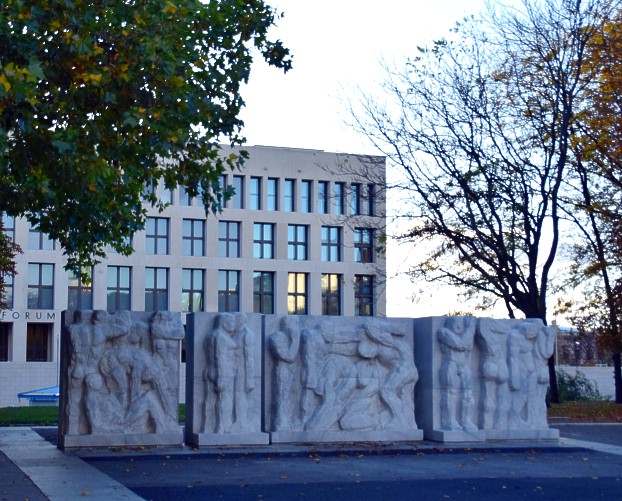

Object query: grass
[548,401,622,422]
[0,404,187,426]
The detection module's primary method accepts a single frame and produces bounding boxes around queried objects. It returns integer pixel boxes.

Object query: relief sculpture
[203,313,257,434]
[437,316,478,433]
[268,316,421,442]
[60,310,184,448]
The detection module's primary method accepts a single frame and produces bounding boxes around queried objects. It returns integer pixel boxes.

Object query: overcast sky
[238,0,513,319]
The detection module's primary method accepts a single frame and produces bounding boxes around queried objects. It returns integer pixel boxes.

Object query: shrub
[556,369,605,402]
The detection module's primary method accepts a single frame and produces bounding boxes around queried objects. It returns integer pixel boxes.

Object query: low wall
[58,311,559,448]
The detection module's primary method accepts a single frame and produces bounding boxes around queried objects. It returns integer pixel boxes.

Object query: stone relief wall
[265,315,423,442]
[414,316,559,442]
[59,311,184,448]
[59,311,558,447]
[185,313,267,446]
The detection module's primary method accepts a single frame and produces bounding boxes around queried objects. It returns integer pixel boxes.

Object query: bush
[556,369,605,402]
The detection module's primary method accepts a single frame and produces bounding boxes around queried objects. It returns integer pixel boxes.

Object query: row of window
[2,215,376,264]
[0,323,53,362]
[1,264,375,317]
[147,176,377,216]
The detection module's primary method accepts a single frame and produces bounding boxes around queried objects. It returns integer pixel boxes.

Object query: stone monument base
[485,428,560,441]
[270,429,424,444]
[60,431,183,449]
[426,429,486,443]
[188,432,270,447]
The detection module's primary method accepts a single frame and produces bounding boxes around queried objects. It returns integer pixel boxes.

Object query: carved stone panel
[58,310,184,448]
[264,315,423,443]
[185,312,268,446]
[413,316,559,442]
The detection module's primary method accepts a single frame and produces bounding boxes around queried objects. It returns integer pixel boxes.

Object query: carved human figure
[364,323,418,429]
[507,320,539,428]
[438,316,477,432]
[270,316,301,431]
[205,313,256,433]
[530,325,555,428]
[66,311,95,434]
[338,341,383,431]
[300,323,329,425]
[477,319,511,431]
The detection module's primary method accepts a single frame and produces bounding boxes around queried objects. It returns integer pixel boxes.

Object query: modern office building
[0,146,386,406]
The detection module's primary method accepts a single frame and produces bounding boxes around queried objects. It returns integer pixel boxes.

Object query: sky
[238,0,509,319]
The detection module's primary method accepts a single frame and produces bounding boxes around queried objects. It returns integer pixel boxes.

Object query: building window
[0,323,11,361]
[287,272,308,315]
[301,180,312,213]
[355,275,374,316]
[2,213,15,241]
[26,323,53,362]
[1,273,13,309]
[232,175,244,209]
[317,181,328,214]
[28,263,54,309]
[181,269,204,313]
[146,217,169,255]
[334,182,345,215]
[284,179,295,212]
[218,174,227,208]
[106,235,132,255]
[322,273,341,316]
[354,228,374,263]
[145,267,168,311]
[253,223,274,259]
[287,224,308,260]
[250,177,262,210]
[160,188,173,205]
[218,221,240,258]
[28,224,55,250]
[367,184,376,216]
[253,271,274,314]
[350,183,361,215]
[267,178,278,210]
[107,266,131,312]
[321,226,341,262]
[218,270,240,312]
[179,186,193,206]
[182,219,205,257]
[68,267,93,310]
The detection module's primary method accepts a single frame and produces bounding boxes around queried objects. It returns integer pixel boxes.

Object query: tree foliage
[353,0,618,402]
[0,0,291,271]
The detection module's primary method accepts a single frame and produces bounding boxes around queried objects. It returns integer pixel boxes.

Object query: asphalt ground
[84,448,622,501]
[0,450,46,501]
[18,424,622,501]
[553,424,622,447]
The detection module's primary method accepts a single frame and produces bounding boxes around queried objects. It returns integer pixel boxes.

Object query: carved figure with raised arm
[507,320,539,428]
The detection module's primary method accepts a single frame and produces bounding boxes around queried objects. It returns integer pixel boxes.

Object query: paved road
[0,450,46,501]
[554,424,622,447]
[86,448,622,501]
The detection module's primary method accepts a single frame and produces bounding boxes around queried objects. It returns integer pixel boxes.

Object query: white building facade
[0,146,386,407]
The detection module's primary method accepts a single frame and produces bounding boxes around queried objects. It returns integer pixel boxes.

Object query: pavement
[0,424,621,500]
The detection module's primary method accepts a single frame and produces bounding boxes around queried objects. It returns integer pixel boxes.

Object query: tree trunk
[614,352,622,404]
[548,355,560,404]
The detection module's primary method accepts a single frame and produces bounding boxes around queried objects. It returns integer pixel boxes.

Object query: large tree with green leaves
[0,0,291,272]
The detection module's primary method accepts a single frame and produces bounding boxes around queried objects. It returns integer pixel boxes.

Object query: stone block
[185,312,268,447]
[58,310,184,449]
[414,316,558,443]
[264,315,422,443]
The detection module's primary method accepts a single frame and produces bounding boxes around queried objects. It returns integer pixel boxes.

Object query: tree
[0,0,291,273]
[563,8,622,402]
[352,0,615,402]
